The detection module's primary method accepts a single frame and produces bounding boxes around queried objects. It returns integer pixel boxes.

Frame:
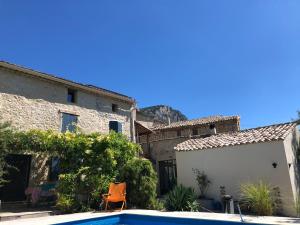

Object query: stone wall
[0,67,134,185]
[0,67,133,136]
[136,111,166,129]
[139,118,239,146]
[138,117,240,194]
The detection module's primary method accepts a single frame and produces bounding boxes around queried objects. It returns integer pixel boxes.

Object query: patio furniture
[25,182,57,206]
[102,182,126,211]
[25,187,42,205]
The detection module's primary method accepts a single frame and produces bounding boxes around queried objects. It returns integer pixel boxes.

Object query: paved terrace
[1,210,300,225]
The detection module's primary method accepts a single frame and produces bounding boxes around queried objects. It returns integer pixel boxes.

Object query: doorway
[159,159,177,195]
[0,154,32,202]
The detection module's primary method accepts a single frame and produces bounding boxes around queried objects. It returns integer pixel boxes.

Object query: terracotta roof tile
[175,122,297,151]
[152,115,239,131]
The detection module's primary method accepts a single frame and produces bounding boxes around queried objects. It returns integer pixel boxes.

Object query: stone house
[0,61,136,202]
[175,122,300,216]
[137,115,240,194]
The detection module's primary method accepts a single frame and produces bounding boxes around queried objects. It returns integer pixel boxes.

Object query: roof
[0,61,135,104]
[152,115,240,131]
[175,122,298,151]
[135,121,153,135]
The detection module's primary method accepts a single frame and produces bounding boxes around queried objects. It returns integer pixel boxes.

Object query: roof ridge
[0,60,134,103]
[239,121,297,133]
[194,121,297,139]
[175,121,298,151]
[152,115,240,130]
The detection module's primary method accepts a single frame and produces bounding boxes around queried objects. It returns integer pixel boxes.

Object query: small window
[112,104,118,112]
[192,128,198,136]
[67,89,77,103]
[209,124,216,129]
[61,113,78,132]
[177,130,181,137]
[109,121,122,133]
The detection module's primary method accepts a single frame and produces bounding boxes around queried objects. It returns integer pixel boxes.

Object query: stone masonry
[137,115,240,194]
[0,64,135,186]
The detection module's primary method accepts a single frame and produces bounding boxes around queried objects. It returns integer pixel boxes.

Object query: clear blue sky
[0,1,299,129]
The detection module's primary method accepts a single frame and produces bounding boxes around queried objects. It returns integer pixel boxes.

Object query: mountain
[140,105,188,124]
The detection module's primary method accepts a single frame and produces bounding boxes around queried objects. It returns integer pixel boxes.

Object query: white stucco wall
[283,128,300,207]
[176,139,297,216]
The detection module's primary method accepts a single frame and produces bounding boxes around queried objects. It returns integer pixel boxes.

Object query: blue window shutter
[109,121,118,132]
[118,122,122,133]
[109,121,122,133]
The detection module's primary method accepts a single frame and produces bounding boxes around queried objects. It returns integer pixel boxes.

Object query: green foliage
[187,200,200,212]
[52,131,143,211]
[0,121,16,186]
[240,181,281,216]
[56,194,78,213]
[151,199,165,211]
[119,158,158,209]
[0,121,159,212]
[192,169,211,198]
[295,194,300,217]
[164,185,198,211]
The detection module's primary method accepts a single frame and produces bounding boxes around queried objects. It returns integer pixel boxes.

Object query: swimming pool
[54,214,263,225]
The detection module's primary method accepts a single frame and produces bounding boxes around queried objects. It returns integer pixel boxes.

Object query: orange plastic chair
[102,182,126,211]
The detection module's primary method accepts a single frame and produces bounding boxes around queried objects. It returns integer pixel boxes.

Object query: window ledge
[58,109,80,116]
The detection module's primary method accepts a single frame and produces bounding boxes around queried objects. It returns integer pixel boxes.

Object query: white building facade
[175,122,300,216]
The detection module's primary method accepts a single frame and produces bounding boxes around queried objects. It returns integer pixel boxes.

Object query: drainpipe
[130,102,137,143]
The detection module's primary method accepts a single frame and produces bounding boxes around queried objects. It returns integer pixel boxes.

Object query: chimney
[209,124,216,135]
[167,106,171,125]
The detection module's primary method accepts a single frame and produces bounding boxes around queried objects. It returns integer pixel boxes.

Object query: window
[109,121,122,133]
[177,130,181,137]
[112,104,118,112]
[61,113,78,132]
[67,89,77,103]
[192,128,198,136]
[49,157,60,181]
[209,124,216,129]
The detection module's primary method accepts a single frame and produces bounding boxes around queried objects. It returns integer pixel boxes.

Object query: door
[159,159,177,195]
[0,154,32,202]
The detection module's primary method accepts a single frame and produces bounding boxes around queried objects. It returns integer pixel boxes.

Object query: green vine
[0,120,158,211]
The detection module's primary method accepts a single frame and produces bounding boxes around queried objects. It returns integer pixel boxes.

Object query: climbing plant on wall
[0,121,159,212]
[0,121,15,186]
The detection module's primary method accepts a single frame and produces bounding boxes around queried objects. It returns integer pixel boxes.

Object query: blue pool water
[54,214,263,225]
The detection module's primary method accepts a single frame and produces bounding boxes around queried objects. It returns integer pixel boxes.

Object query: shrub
[0,121,15,186]
[54,131,144,211]
[0,123,159,212]
[119,158,158,209]
[240,181,281,216]
[295,194,300,217]
[192,169,211,198]
[151,199,165,211]
[164,185,197,211]
[56,194,78,213]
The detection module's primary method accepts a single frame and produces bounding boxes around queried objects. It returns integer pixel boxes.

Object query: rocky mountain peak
[140,105,187,124]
